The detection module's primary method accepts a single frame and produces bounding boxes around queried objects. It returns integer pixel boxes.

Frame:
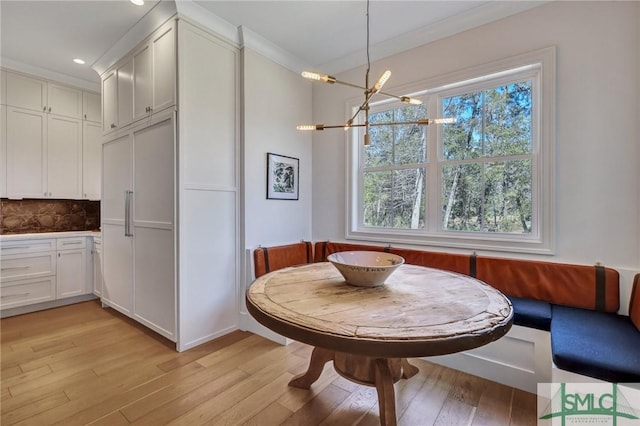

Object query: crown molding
[175,0,239,46]
[320,1,550,74]
[92,0,177,77]
[1,58,100,92]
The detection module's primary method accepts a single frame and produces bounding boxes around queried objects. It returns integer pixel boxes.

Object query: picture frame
[266,152,299,200]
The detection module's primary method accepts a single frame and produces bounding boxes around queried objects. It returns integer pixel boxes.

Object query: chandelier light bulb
[297,124,325,131]
[301,71,336,84]
[373,70,392,93]
[401,96,422,105]
[433,118,457,124]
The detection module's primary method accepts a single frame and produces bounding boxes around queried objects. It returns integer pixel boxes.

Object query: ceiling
[0,0,545,89]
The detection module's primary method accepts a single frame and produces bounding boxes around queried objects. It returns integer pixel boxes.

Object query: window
[347,47,555,253]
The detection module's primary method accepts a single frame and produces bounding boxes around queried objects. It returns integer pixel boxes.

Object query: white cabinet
[83,91,101,123]
[6,106,47,198]
[101,112,175,340]
[47,115,82,198]
[92,236,103,297]
[5,71,47,112]
[47,83,82,119]
[1,104,6,198]
[102,21,174,133]
[102,69,117,132]
[100,19,238,351]
[101,58,133,133]
[56,238,87,298]
[133,44,152,121]
[3,71,100,200]
[0,239,56,310]
[0,235,95,312]
[83,121,102,200]
[101,133,133,315]
[5,72,82,119]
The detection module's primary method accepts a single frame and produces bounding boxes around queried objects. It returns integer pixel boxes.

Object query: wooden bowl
[327,251,405,287]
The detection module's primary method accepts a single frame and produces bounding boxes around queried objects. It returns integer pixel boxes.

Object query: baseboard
[0,294,98,318]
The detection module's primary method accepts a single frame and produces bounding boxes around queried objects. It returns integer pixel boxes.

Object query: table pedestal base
[289,347,419,426]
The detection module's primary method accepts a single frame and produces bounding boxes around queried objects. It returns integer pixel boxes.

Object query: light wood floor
[1,300,536,425]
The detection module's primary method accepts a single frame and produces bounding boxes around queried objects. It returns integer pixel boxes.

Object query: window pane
[442,163,483,231]
[363,168,425,229]
[442,160,532,233]
[442,81,532,160]
[484,160,532,233]
[483,82,532,157]
[365,110,394,167]
[394,124,426,165]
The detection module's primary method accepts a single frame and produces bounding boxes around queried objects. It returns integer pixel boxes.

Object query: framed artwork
[267,152,299,200]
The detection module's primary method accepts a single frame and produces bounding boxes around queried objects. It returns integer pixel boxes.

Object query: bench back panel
[253,242,313,278]
[476,257,619,312]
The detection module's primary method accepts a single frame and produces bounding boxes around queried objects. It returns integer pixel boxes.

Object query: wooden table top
[246,263,513,358]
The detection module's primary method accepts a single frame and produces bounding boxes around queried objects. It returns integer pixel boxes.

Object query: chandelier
[297,0,454,145]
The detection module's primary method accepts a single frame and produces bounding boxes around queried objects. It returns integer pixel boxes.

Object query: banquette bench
[253,241,640,389]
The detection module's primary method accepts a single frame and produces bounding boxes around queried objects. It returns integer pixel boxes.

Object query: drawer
[0,252,56,283]
[57,237,87,250]
[1,239,56,255]
[0,277,56,309]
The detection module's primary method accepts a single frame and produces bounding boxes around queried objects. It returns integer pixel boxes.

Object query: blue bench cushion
[551,305,640,382]
[507,296,552,331]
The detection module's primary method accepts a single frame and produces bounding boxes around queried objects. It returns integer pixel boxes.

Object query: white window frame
[346,46,556,254]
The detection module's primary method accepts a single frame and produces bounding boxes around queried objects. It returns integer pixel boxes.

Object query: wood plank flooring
[1,300,537,425]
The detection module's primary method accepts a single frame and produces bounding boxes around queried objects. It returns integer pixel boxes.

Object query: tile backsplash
[0,199,100,234]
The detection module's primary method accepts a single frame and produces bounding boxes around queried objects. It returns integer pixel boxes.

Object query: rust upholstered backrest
[630,274,640,331]
[476,256,620,313]
[253,241,313,278]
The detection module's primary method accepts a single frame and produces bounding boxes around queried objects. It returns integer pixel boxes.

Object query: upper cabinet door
[6,107,47,198]
[152,23,176,114]
[102,70,117,133]
[133,44,152,122]
[47,83,82,119]
[83,91,101,123]
[47,115,82,198]
[117,57,134,129]
[5,72,47,113]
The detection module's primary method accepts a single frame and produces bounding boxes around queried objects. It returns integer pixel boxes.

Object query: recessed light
[73,58,86,65]
[130,0,144,5]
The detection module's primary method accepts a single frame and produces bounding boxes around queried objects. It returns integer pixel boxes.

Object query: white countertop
[0,231,101,241]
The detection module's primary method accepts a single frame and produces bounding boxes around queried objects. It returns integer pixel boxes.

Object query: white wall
[312,1,640,276]
[243,48,313,251]
[241,48,312,339]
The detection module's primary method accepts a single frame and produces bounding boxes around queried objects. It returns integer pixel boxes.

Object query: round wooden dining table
[246,262,513,426]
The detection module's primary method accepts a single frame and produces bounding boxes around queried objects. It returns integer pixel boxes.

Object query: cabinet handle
[124,190,133,237]
[61,241,81,245]
[3,246,30,250]
[111,123,116,129]
[1,266,30,271]
[48,107,52,113]
[84,114,87,120]
[58,253,61,257]
[44,192,47,197]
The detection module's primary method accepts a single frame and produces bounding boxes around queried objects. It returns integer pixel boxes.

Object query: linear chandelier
[297,0,454,145]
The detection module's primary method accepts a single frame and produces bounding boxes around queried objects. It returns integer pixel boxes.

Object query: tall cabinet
[100,18,239,351]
